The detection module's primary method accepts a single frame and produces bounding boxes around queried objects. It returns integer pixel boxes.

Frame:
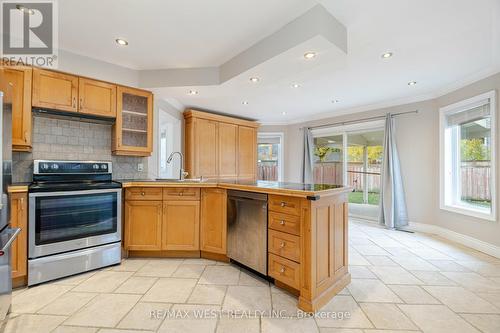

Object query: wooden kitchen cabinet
[32,68,78,112]
[125,200,162,251]
[10,192,28,287]
[78,78,116,118]
[184,109,259,180]
[4,66,32,151]
[218,122,238,179]
[238,126,257,180]
[162,201,200,251]
[200,188,227,254]
[113,86,153,156]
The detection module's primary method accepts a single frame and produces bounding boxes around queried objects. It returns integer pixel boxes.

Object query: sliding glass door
[313,121,384,220]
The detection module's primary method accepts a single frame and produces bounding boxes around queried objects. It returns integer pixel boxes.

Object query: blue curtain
[302,128,314,183]
[379,113,409,228]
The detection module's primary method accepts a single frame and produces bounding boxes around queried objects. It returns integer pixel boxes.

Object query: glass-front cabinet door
[113,86,153,156]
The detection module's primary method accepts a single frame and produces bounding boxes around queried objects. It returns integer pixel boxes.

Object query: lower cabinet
[10,192,28,286]
[200,188,227,254]
[162,201,200,251]
[125,200,162,251]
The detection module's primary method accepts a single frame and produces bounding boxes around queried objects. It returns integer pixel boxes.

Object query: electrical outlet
[137,163,144,172]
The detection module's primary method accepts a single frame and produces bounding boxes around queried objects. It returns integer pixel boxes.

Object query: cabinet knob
[280,202,286,207]
[141,192,145,196]
[279,266,286,274]
[179,192,184,196]
[279,220,285,225]
[280,242,286,248]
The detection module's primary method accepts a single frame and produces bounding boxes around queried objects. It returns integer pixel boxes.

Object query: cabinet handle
[279,220,285,225]
[280,241,286,248]
[280,202,287,207]
[80,97,84,109]
[24,131,28,142]
[20,197,24,211]
[72,97,76,108]
[279,266,286,274]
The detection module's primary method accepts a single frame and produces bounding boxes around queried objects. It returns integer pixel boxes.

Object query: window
[257,133,284,181]
[440,91,496,221]
[155,108,181,179]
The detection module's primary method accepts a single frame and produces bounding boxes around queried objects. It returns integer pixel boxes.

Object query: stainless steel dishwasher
[227,190,268,275]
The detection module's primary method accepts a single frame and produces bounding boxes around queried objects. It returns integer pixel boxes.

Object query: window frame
[257,132,284,182]
[439,90,497,221]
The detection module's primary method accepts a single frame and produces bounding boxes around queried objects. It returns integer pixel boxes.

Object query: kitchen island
[120,180,351,312]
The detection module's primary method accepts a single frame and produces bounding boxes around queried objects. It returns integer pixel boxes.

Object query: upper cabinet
[32,68,78,112]
[78,78,117,118]
[112,86,153,156]
[4,66,32,151]
[184,109,259,180]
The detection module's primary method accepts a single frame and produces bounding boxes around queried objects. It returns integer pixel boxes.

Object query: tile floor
[4,220,500,333]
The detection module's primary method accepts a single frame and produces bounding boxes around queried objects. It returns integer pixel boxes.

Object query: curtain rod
[304,110,419,131]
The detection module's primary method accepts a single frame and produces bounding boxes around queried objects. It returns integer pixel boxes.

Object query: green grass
[463,198,491,209]
[349,191,380,205]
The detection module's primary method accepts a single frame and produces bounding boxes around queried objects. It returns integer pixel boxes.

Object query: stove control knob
[42,163,49,170]
[93,164,99,170]
[51,164,59,170]
[100,164,107,170]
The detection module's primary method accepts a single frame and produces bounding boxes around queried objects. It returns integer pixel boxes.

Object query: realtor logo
[1,0,58,67]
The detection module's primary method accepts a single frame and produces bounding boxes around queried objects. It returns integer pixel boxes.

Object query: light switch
[137,163,144,172]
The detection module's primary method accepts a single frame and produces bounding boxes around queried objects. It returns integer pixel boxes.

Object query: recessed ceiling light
[188,90,198,95]
[331,99,340,103]
[381,52,393,59]
[282,111,287,115]
[304,52,317,59]
[292,83,301,88]
[249,77,260,83]
[115,38,129,46]
[16,5,34,14]
[242,101,249,105]
[328,140,335,143]
[408,81,417,86]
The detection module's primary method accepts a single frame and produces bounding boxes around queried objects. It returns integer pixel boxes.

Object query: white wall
[272,72,500,247]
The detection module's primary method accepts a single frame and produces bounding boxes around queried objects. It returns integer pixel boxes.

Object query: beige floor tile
[423,286,500,313]
[390,256,439,271]
[239,270,270,286]
[262,317,319,333]
[387,285,440,304]
[456,261,500,277]
[441,272,500,292]
[352,245,389,256]
[409,247,452,260]
[348,252,371,266]
[4,314,67,333]
[117,302,171,330]
[427,260,471,272]
[72,271,133,293]
[53,271,97,286]
[135,259,183,277]
[52,326,99,333]
[37,292,97,315]
[99,330,155,333]
[222,286,272,312]
[199,265,241,285]
[363,256,398,266]
[114,276,158,294]
[461,313,500,333]
[216,317,260,333]
[172,264,206,278]
[319,329,363,333]
[347,279,401,303]
[64,293,140,328]
[315,295,372,328]
[410,270,457,286]
[188,284,227,305]
[398,304,480,333]
[12,284,73,313]
[349,266,377,279]
[369,266,422,285]
[359,303,418,330]
[271,292,300,317]
[111,259,149,272]
[182,258,217,265]
[157,304,219,333]
[361,330,421,333]
[142,278,197,303]
[476,292,500,308]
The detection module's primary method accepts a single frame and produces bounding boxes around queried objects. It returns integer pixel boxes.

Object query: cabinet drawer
[268,195,301,216]
[268,211,300,236]
[163,187,200,201]
[268,253,300,290]
[268,230,300,262]
[125,187,163,200]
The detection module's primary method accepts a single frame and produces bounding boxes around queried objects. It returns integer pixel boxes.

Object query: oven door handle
[0,227,21,256]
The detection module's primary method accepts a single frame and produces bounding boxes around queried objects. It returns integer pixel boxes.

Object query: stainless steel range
[28,160,122,285]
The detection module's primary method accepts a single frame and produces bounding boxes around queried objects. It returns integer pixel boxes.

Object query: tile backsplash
[12,116,149,182]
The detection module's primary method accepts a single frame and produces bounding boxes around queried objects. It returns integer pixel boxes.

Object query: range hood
[32,108,115,125]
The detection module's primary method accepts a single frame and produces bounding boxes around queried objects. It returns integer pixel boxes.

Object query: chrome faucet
[167,151,188,180]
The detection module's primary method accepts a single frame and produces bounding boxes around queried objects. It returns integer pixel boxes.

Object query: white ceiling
[59,0,500,124]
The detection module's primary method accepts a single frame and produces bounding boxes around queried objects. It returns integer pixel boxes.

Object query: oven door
[29,188,122,258]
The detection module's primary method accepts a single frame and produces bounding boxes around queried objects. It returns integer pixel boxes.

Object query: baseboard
[405,221,500,259]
